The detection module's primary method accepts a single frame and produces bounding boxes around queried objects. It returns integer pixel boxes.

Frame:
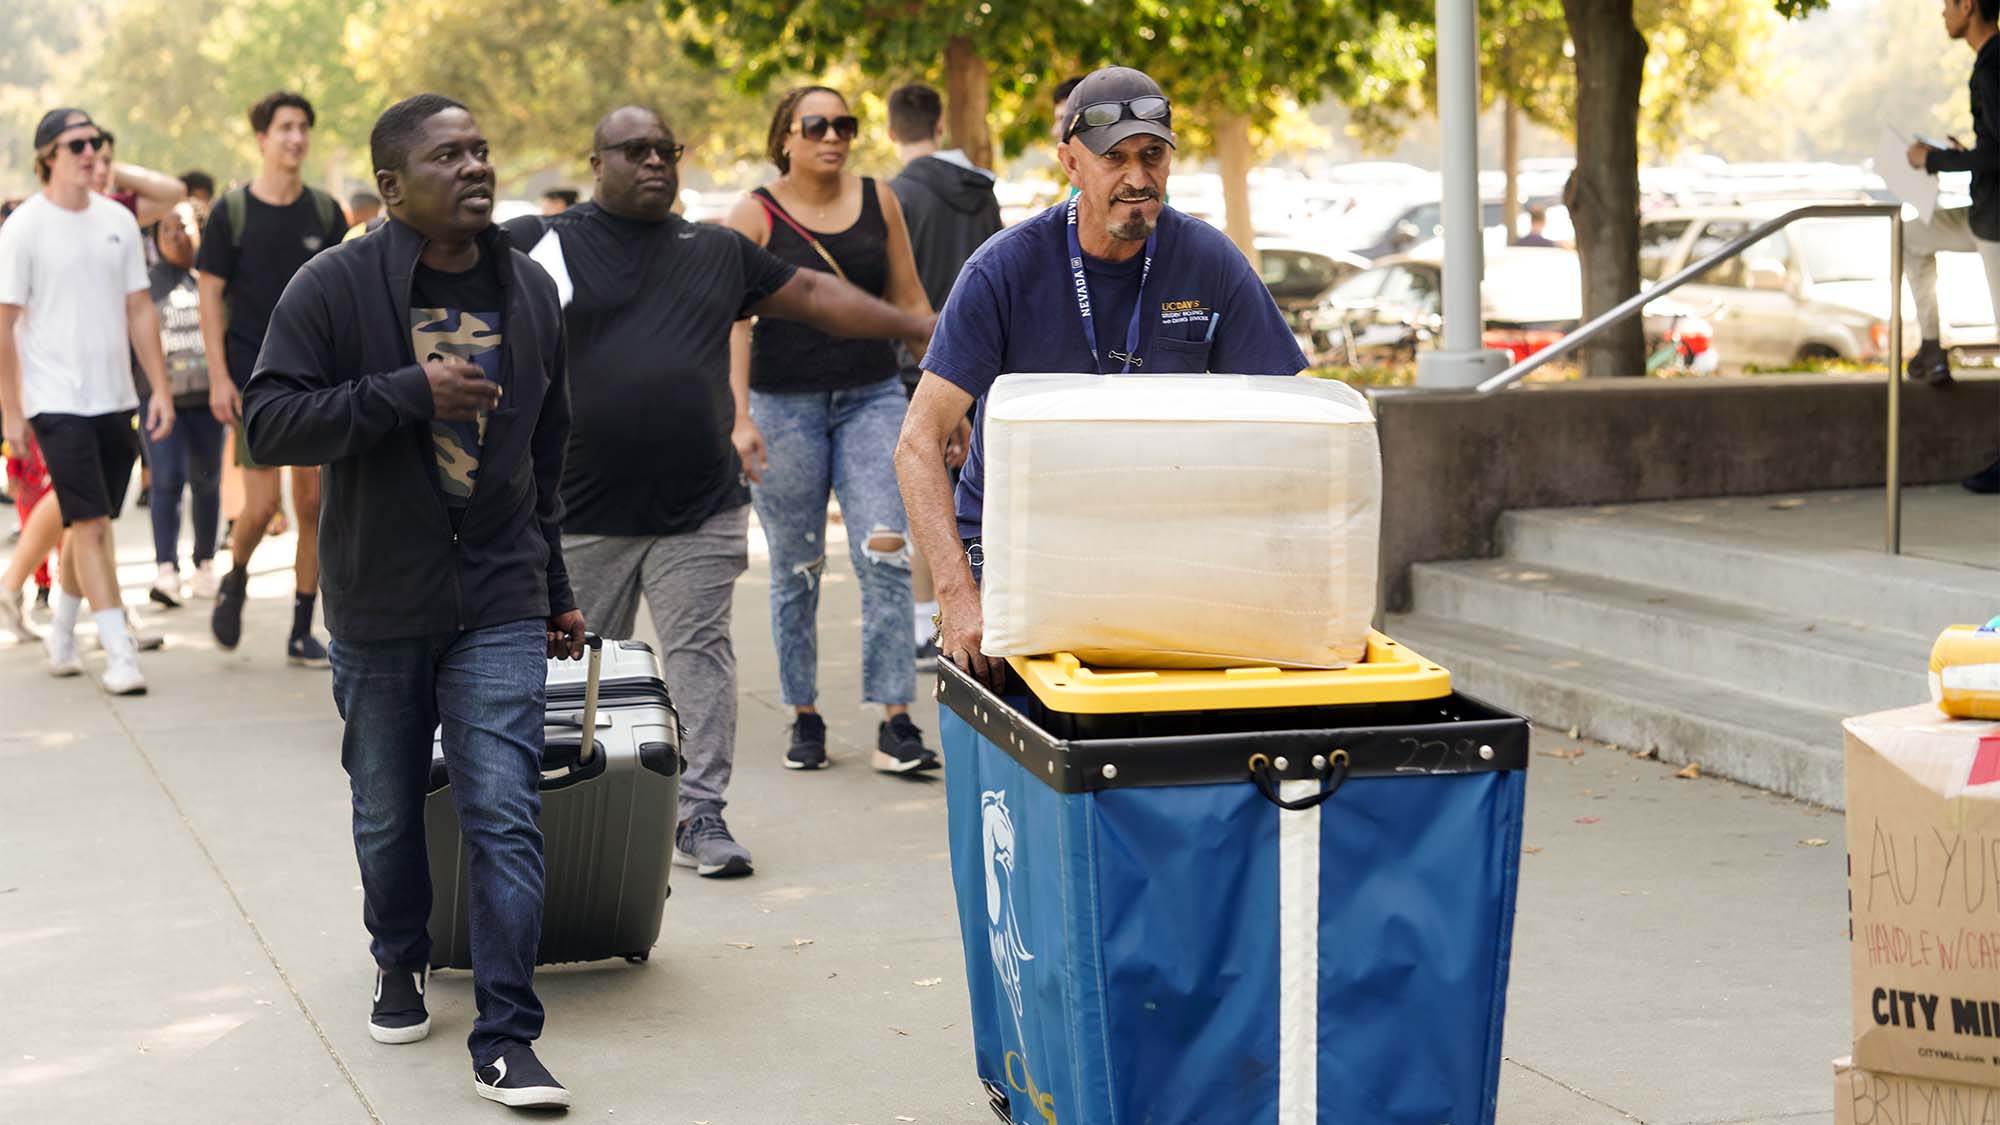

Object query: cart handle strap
[1248,750,1350,811]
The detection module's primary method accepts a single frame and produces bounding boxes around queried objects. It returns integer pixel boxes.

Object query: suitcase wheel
[622,951,650,964]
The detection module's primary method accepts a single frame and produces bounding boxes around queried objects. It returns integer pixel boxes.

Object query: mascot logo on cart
[982,790,1058,1125]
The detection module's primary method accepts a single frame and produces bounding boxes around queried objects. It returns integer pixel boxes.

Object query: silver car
[1639,205,2000,370]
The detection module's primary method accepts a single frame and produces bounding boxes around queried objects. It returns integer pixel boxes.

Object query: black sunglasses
[600,138,684,165]
[59,133,108,155]
[793,114,859,143]
[1065,96,1172,141]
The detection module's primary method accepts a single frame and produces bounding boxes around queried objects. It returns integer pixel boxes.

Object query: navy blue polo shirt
[924,203,1308,539]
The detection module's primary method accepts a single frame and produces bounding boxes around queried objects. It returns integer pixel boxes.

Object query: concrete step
[1497,504,1986,639]
[1410,558,1932,717]
[1388,613,1848,808]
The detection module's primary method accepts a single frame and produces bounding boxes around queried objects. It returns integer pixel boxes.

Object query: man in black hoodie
[1905,0,2000,492]
[244,94,583,1110]
[887,84,995,657]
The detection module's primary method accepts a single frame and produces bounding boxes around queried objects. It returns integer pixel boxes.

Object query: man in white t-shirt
[0,108,175,694]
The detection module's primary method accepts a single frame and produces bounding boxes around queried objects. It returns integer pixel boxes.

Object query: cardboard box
[1834,1056,2000,1125]
[1847,706,2000,1085]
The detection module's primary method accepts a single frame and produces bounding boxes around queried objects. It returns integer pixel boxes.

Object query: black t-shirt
[541,204,797,536]
[409,255,505,519]
[194,187,346,387]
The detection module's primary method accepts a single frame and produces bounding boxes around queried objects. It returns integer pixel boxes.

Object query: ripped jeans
[750,375,916,708]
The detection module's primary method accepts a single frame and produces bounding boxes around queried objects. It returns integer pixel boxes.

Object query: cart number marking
[1395,736,1485,775]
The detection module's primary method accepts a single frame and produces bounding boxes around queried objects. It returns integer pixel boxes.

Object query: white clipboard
[1879,124,1940,224]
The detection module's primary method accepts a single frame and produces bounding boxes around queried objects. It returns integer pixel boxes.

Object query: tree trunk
[1214,109,1258,270]
[1502,97,1521,245]
[944,37,993,171]
[1562,0,1648,377]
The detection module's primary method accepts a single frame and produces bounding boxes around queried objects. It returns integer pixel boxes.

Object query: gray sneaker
[673,807,752,878]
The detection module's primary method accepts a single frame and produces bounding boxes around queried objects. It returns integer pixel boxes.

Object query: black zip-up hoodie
[1929,35,2000,240]
[242,217,575,642]
[889,153,1004,312]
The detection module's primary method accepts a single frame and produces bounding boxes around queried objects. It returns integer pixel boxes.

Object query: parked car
[1255,238,1370,337]
[1322,193,1562,261]
[1303,246,1720,374]
[1638,203,2000,369]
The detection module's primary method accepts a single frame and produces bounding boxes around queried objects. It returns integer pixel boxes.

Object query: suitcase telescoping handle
[577,633,603,766]
[1248,749,1350,811]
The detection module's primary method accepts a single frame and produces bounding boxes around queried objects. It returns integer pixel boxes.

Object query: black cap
[33,108,93,150]
[1061,67,1175,156]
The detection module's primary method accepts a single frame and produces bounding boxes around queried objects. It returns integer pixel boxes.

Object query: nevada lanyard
[1065,195,1156,373]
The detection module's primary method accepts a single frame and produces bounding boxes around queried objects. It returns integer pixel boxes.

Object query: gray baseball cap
[34,108,94,149]
[1060,67,1175,155]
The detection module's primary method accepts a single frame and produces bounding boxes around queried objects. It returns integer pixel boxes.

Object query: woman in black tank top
[725,85,941,774]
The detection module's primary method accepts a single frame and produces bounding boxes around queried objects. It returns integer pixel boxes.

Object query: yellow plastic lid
[1007,631,1451,715]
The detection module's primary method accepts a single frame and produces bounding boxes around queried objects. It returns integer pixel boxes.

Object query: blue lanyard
[1065,196,1155,373]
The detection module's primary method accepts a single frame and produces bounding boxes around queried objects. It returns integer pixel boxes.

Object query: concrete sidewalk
[0,514,1852,1123]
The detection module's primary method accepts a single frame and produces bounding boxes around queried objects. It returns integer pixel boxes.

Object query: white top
[0,192,148,418]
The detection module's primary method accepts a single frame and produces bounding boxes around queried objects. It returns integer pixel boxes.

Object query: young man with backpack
[196,90,347,665]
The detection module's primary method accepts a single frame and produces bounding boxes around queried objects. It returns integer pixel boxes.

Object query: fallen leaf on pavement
[1629,748,1657,760]
[1771,498,1806,510]
[898,1117,917,1122]
[1538,748,1585,760]
[793,937,815,949]
[891,1027,910,1037]
[1522,845,1543,855]
[1575,816,1600,825]
[1675,762,1702,780]
[1567,726,1581,739]
[1800,838,1830,847]
[914,978,943,987]
[724,942,754,950]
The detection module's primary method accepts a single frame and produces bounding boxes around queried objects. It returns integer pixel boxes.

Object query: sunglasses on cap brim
[793,115,859,142]
[1065,96,1172,141]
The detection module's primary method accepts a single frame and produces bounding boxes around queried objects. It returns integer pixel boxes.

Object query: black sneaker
[474,1044,571,1109]
[288,632,331,668]
[875,713,940,775]
[369,967,430,1044]
[1968,456,2000,495]
[915,637,940,673]
[211,568,248,650]
[785,712,828,771]
[1906,340,1954,385]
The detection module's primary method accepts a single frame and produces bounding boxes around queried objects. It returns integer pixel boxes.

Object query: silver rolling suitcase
[424,635,683,967]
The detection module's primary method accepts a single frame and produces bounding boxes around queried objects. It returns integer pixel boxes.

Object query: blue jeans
[750,375,915,708]
[138,405,223,567]
[329,618,548,1062]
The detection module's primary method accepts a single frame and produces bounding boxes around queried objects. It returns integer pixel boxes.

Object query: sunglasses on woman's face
[793,115,859,143]
[61,134,108,155]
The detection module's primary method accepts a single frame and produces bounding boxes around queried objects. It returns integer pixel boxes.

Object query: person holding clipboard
[893,66,1309,689]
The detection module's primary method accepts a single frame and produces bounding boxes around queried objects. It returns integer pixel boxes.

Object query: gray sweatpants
[1903,204,2000,341]
[562,504,749,819]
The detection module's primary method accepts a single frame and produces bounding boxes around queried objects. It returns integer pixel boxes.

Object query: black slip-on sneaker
[474,1044,571,1109]
[875,713,941,775]
[369,967,430,1044]
[785,712,828,771]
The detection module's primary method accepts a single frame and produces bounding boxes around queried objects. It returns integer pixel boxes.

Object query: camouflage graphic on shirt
[409,307,502,506]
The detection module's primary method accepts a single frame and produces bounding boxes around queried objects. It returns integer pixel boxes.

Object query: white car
[1639,204,2000,370]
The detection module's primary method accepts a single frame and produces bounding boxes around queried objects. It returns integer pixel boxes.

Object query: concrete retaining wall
[1370,373,2000,613]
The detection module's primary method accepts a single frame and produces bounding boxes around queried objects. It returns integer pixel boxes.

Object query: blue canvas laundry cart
[937,633,1530,1125]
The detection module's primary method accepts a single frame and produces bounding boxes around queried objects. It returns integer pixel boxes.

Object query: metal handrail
[1472,201,1906,553]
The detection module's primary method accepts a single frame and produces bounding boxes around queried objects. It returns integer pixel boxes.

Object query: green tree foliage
[0,0,99,197]
[87,0,375,189]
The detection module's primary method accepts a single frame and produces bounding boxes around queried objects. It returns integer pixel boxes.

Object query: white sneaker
[125,608,164,653]
[149,564,183,609]
[0,589,35,644]
[100,653,147,696]
[189,562,219,600]
[44,632,82,677]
